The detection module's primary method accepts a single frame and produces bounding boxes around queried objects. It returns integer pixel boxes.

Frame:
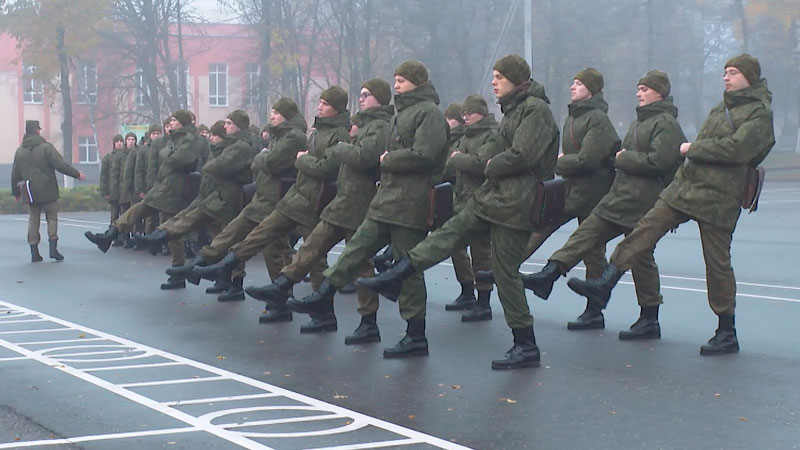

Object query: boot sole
[344,334,381,345]
[383,348,429,358]
[160,283,186,290]
[699,346,739,356]
[462,312,492,322]
[300,323,338,333]
[491,359,541,370]
[523,280,553,300]
[619,331,661,340]
[566,321,605,330]
[245,287,288,304]
[258,313,293,323]
[218,294,245,302]
[445,302,476,311]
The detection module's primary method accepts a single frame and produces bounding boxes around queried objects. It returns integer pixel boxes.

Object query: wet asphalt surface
[1,180,799,450]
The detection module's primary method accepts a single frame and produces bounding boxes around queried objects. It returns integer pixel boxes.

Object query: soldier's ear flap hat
[394,60,429,87]
[171,109,193,126]
[637,70,671,98]
[493,54,531,86]
[725,53,761,85]
[574,67,604,95]
[320,86,349,113]
[361,78,392,106]
[463,95,489,117]
[210,120,226,138]
[227,109,250,130]
[25,120,41,133]
[272,97,299,120]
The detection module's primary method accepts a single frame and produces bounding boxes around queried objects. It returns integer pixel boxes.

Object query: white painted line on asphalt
[15,338,106,346]
[0,318,47,324]
[49,349,143,358]
[164,393,280,406]
[0,328,68,335]
[0,300,471,450]
[84,361,184,372]
[0,427,199,449]
[0,356,29,362]
[307,440,422,450]
[616,281,800,304]
[118,376,226,388]
[220,413,344,429]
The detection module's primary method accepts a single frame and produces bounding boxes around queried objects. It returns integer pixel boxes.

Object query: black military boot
[205,279,230,294]
[700,314,739,355]
[123,234,135,249]
[259,303,293,323]
[383,318,428,358]
[566,301,605,330]
[286,279,336,314]
[192,251,237,283]
[84,226,119,253]
[48,239,64,261]
[134,229,169,255]
[373,247,394,273]
[160,271,186,290]
[445,283,476,311]
[521,260,564,300]
[567,263,625,310]
[491,326,541,370]
[218,277,245,302]
[111,234,124,247]
[461,290,492,322]
[619,305,660,340]
[356,256,415,301]
[345,313,381,345]
[166,256,205,278]
[339,282,357,294]
[245,275,295,305]
[299,297,337,333]
[30,245,43,263]
[475,270,495,284]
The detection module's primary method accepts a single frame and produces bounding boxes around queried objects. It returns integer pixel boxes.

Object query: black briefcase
[279,177,296,199]
[530,178,568,228]
[239,182,257,209]
[182,172,202,202]
[426,182,453,230]
[316,181,338,215]
[741,166,766,213]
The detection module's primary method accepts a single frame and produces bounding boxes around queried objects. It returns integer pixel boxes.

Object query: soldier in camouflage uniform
[443,95,497,321]
[135,125,163,234]
[100,135,124,228]
[568,54,775,356]
[11,120,85,262]
[194,87,350,332]
[357,55,559,369]
[85,109,205,269]
[287,61,448,357]
[120,132,141,248]
[523,70,685,338]
[245,79,393,344]
[170,99,305,321]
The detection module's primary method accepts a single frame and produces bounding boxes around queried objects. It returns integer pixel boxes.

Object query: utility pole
[177,0,187,109]
[524,0,532,68]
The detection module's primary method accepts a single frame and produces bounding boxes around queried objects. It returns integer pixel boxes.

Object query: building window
[77,60,97,105]
[22,63,44,104]
[135,69,150,107]
[78,136,99,163]
[173,62,190,107]
[209,63,227,106]
[245,64,259,107]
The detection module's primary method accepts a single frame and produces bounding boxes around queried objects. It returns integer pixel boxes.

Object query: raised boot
[567,263,625,310]
[700,314,739,355]
[245,275,295,305]
[205,279,230,294]
[445,283,476,311]
[461,290,492,322]
[475,270,495,284]
[356,256,415,302]
[133,229,169,256]
[259,303,293,323]
[123,234,135,249]
[218,276,245,302]
[191,251,237,283]
[286,279,335,314]
[619,305,661,340]
[166,256,205,278]
[84,226,119,253]
[111,234,124,247]
[48,240,64,261]
[344,313,381,345]
[491,326,540,370]
[383,318,428,358]
[160,272,186,290]
[521,260,564,300]
[567,301,605,330]
[30,245,43,263]
[373,247,394,273]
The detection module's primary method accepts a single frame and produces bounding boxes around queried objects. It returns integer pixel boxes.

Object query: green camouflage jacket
[109,147,129,202]
[120,146,138,203]
[445,115,498,213]
[199,130,257,223]
[143,125,202,213]
[11,134,80,204]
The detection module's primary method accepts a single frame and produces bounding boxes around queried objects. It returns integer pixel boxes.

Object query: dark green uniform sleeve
[109,153,122,200]
[614,119,683,177]
[686,106,774,166]
[485,103,554,179]
[10,151,21,195]
[446,139,496,176]
[164,139,198,172]
[557,113,618,176]
[134,147,148,195]
[203,141,254,178]
[381,111,447,174]
[253,132,304,174]
[99,154,110,197]
[328,121,388,170]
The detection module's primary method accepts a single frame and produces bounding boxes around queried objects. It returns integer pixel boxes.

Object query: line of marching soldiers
[85,52,775,370]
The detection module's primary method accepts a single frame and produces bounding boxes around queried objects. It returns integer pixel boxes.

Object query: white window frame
[173,63,191,108]
[77,60,97,105]
[23,64,44,104]
[135,70,150,107]
[78,136,99,164]
[209,63,228,107]
[245,64,259,107]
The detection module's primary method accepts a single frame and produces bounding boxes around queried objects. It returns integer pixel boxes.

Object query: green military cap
[725,53,761,85]
[227,109,250,130]
[445,103,465,124]
[362,78,392,106]
[638,70,671,98]
[210,120,226,138]
[574,67,604,95]
[394,60,429,86]
[463,95,489,117]
[493,54,531,86]
[320,86,348,113]
[272,97,299,120]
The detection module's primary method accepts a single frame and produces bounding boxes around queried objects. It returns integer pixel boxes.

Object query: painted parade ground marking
[0,301,470,450]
